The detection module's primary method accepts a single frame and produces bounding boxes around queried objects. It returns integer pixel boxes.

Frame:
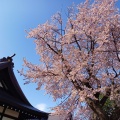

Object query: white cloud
[35,103,47,111]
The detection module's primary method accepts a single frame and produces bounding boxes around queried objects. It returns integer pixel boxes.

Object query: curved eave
[0,90,48,118]
[8,64,31,105]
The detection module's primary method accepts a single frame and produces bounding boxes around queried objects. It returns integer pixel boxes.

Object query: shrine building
[0,55,48,120]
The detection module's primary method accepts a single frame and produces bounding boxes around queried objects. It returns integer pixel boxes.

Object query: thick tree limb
[86,98,108,120]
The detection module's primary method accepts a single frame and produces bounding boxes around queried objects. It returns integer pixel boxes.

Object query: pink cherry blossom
[19,0,120,119]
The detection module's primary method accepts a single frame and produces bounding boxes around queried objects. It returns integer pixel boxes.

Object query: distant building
[48,113,73,120]
[48,115,66,120]
[0,55,48,120]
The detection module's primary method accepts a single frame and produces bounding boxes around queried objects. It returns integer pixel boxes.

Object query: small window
[0,106,4,113]
[5,109,19,118]
[2,116,14,120]
[0,80,8,90]
[0,82,3,88]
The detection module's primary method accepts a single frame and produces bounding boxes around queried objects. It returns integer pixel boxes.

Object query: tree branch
[86,98,108,120]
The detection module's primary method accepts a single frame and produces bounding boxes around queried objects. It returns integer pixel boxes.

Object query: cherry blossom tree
[20,0,120,119]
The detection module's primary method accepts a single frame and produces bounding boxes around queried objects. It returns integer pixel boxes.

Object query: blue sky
[0,0,120,112]
[0,0,83,112]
